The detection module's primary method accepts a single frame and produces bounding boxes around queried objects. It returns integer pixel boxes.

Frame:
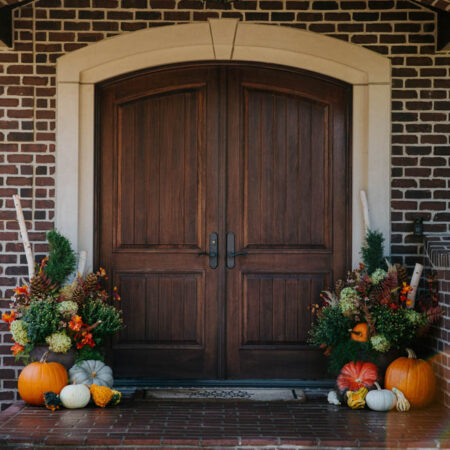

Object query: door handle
[197,232,218,269]
[226,232,247,269]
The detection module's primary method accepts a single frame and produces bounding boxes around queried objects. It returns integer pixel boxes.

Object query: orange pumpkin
[18,351,68,406]
[350,323,369,342]
[385,348,436,408]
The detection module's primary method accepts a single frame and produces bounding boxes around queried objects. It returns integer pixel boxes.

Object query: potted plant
[309,230,441,375]
[2,230,123,368]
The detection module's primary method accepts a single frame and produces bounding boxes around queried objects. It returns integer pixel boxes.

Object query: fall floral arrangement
[309,230,441,374]
[2,229,123,363]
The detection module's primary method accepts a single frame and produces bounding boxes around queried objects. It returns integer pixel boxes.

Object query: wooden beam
[0,1,33,48]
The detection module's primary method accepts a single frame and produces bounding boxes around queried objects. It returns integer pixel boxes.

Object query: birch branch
[77,250,87,277]
[360,190,371,232]
[13,194,35,281]
[407,263,423,309]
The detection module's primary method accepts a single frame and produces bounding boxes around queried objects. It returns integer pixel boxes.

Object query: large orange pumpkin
[350,323,369,342]
[18,352,68,406]
[385,348,436,408]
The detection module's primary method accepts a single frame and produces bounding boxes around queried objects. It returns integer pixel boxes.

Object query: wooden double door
[97,63,351,380]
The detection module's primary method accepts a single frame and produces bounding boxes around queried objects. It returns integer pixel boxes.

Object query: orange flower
[11,342,24,356]
[113,286,121,301]
[69,315,83,332]
[76,331,95,349]
[2,311,16,324]
[13,285,29,296]
[96,267,107,278]
[405,298,413,308]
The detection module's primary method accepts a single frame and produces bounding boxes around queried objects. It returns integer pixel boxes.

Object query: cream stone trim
[56,19,391,269]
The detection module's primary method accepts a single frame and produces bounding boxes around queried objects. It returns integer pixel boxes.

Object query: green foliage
[309,306,353,348]
[44,229,76,286]
[81,300,123,345]
[328,340,378,375]
[361,229,386,274]
[371,305,417,349]
[22,299,59,344]
[75,346,105,363]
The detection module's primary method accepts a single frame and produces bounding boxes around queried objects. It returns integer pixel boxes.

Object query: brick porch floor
[0,398,448,449]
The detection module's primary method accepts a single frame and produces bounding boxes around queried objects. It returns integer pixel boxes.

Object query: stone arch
[56,19,391,267]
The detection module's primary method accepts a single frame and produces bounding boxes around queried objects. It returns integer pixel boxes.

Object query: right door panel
[225,66,351,378]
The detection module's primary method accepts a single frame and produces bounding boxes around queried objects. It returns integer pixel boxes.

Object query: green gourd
[69,360,113,388]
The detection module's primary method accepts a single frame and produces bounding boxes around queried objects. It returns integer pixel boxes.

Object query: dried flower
[10,320,29,346]
[370,334,390,353]
[339,287,359,314]
[371,268,387,285]
[57,300,78,318]
[46,332,72,353]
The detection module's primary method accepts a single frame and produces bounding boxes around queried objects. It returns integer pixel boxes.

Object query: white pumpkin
[366,382,396,411]
[69,360,114,388]
[60,384,91,409]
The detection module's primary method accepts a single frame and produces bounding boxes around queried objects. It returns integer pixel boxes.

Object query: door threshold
[114,378,334,389]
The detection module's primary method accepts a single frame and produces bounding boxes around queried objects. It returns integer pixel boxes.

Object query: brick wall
[0,0,449,410]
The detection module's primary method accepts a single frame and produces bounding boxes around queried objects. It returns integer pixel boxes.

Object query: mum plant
[309,230,441,374]
[2,230,123,363]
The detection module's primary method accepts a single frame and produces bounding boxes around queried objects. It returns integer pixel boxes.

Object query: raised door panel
[115,272,203,347]
[242,273,328,346]
[244,88,330,249]
[117,89,203,249]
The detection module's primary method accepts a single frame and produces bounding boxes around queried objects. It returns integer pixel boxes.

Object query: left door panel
[97,66,221,378]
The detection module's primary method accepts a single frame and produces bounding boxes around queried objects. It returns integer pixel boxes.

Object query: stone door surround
[55,19,391,268]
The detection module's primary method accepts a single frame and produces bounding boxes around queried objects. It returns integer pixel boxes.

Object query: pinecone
[71,285,85,305]
[335,279,345,296]
[29,272,58,298]
[369,283,385,303]
[84,273,98,292]
[396,264,408,285]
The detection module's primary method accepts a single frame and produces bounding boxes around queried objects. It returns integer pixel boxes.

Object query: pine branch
[43,229,76,287]
[361,229,385,274]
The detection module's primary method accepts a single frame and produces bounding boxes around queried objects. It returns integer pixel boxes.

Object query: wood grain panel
[243,88,330,249]
[117,89,203,249]
[116,272,203,346]
[242,273,326,346]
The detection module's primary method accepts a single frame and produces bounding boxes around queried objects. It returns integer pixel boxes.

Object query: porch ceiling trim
[55,19,391,269]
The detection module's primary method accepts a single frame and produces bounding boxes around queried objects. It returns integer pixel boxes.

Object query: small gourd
[365,382,396,411]
[392,387,410,412]
[350,323,369,342]
[44,392,63,411]
[90,384,121,408]
[346,386,368,409]
[60,384,91,409]
[69,360,113,388]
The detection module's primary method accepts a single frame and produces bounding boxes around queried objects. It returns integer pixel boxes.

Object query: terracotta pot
[29,345,76,370]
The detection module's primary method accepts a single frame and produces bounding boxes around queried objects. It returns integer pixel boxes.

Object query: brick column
[425,235,450,408]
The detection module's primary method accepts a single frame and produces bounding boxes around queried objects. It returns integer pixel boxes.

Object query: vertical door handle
[226,232,248,269]
[197,232,218,269]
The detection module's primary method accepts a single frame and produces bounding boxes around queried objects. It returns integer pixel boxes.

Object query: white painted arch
[56,19,391,268]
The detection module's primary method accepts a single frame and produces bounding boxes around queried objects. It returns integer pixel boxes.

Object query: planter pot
[30,345,76,370]
[377,349,402,377]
